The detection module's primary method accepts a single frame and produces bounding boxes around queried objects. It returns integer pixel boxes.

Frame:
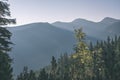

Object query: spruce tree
[38,68,48,80]
[50,56,57,80]
[57,53,71,80]
[71,28,93,80]
[28,70,37,80]
[0,0,15,80]
[16,66,29,80]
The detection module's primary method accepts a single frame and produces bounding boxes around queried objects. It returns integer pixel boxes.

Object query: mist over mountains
[7,17,120,75]
[52,17,120,39]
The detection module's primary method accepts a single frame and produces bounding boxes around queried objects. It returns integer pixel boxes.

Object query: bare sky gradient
[9,0,120,25]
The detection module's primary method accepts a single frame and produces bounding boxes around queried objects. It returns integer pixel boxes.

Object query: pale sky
[9,0,120,25]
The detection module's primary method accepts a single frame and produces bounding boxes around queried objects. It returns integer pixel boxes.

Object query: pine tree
[114,37,120,80]
[50,56,57,80]
[71,28,93,80]
[16,67,29,80]
[92,43,104,80]
[57,53,71,80]
[28,70,36,80]
[38,68,48,80]
[0,0,15,80]
[16,66,38,80]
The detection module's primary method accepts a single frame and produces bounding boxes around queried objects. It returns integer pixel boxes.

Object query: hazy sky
[9,0,120,25]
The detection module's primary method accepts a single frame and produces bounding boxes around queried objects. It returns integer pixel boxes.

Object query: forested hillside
[0,0,120,80]
[16,29,120,80]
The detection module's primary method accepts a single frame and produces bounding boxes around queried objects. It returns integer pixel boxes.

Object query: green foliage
[16,28,120,80]
[70,28,93,80]
[0,0,16,25]
[49,56,57,80]
[56,53,71,80]
[16,66,37,80]
[0,0,15,80]
[38,68,48,80]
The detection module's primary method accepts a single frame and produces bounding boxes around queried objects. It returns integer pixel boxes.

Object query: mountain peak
[100,17,120,25]
[72,18,93,23]
[71,18,96,26]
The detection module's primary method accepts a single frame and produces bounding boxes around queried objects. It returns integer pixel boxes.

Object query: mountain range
[52,17,120,39]
[7,17,120,75]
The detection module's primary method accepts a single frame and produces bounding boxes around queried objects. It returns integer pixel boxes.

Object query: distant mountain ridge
[7,17,120,75]
[52,17,120,39]
[99,17,120,25]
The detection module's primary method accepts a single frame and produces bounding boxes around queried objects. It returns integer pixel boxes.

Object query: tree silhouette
[0,0,15,80]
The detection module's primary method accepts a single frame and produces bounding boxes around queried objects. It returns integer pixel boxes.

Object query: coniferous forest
[16,29,120,80]
[0,0,120,80]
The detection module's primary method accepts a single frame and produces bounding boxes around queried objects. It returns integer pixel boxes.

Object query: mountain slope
[8,23,76,75]
[105,21,120,35]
